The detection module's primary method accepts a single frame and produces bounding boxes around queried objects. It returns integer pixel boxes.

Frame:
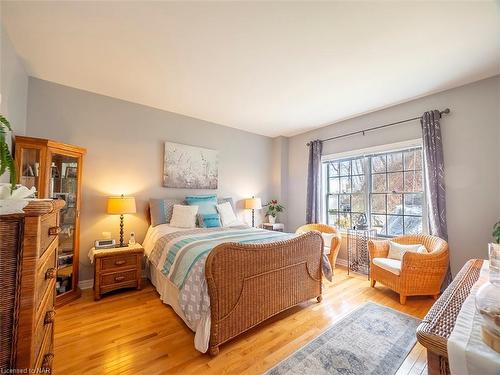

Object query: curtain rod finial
[442,108,450,115]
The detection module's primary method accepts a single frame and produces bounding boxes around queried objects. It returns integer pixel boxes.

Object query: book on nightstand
[262,223,284,232]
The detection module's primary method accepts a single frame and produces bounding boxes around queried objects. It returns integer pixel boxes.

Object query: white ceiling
[1,1,499,137]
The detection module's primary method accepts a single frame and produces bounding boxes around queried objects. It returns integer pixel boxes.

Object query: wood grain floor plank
[54,267,433,374]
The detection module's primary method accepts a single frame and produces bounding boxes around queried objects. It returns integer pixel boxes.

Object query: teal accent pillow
[198,213,221,228]
[185,195,218,216]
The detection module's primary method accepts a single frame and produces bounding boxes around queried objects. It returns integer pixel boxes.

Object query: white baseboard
[335,258,348,267]
[79,279,94,290]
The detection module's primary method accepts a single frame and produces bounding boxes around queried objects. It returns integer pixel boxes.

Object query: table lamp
[245,196,262,227]
[107,195,136,247]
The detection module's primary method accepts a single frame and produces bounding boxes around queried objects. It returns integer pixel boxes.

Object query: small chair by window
[368,234,449,304]
[296,224,342,270]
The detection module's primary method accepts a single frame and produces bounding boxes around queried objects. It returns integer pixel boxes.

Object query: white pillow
[321,233,335,248]
[388,241,427,261]
[169,205,198,228]
[216,202,238,227]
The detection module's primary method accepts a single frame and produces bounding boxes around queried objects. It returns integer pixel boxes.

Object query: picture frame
[54,192,68,202]
[65,166,77,178]
[163,142,218,189]
[51,165,60,178]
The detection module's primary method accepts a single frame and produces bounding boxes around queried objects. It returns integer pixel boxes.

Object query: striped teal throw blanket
[159,227,294,288]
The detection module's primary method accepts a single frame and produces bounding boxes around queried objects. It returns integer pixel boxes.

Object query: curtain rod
[306,108,450,146]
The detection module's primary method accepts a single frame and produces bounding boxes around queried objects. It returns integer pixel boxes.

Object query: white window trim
[321,139,422,162]
[320,138,428,236]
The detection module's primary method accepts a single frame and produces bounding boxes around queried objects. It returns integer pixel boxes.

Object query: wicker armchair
[368,234,449,304]
[296,224,342,269]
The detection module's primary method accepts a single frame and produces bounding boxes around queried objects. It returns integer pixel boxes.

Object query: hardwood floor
[54,267,433,375]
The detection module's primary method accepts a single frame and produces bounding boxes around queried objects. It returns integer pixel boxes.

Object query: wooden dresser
[0,199,65,373]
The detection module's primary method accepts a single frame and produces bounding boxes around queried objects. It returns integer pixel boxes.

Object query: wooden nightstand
[90,243,144,300]
[262,223,285,232]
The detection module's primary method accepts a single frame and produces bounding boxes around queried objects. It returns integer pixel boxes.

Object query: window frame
[321,139,427,237]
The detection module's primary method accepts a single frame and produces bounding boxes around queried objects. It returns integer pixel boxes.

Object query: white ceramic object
[0,184,37,215]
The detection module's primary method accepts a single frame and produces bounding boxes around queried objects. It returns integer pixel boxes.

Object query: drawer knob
[44,310,56,325]
[49,226,61,235]
[114,260,126,266]
[42,353,54,368]
[114,276,126,282]
[45,268,56,280]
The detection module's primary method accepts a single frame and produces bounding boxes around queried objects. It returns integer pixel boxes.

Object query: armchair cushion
[321,233,334,249]
[324,246,331,255]
[373,257,402,276]
[388,241,427,261]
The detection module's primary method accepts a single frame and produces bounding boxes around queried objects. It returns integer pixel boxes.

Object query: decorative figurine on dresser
[14,136,86,307]
[0,199,65,373]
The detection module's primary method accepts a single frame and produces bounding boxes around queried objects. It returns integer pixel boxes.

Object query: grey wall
[271,136,289,228]
[23,74,500,280]
[287,75,500,275]
[26,78,275,281]
[0,24,28,182]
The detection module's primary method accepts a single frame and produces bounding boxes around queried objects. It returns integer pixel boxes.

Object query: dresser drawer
[35,329,54,372]
[100,253,139,271]
[40,211,59,257]
[33,285,55,364]
[35,242,57,312]
[101,270,137,287]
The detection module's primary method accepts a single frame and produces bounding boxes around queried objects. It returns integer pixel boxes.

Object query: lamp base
[119,214,125,247]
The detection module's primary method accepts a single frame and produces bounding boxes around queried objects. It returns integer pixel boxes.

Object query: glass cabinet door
[49,152,79,296]
[18,146,42,196]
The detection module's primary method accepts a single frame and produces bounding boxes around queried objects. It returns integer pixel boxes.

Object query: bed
[143,223,328,355]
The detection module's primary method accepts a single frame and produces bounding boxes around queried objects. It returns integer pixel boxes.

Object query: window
[324,146,424,236]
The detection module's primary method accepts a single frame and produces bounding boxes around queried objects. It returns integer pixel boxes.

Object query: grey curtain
[306,140,323,224]
[421,110,452,289]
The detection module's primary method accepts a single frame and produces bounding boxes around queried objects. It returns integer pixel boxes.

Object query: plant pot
[268,216,276,224]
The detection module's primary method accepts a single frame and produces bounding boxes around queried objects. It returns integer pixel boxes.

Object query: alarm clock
[94,239,116,249]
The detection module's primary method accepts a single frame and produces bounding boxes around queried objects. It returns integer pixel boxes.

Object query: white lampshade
[245,197,262,210]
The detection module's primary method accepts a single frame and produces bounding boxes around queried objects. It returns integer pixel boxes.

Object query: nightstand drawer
[92,244,144,300]
[100,270,137,287]
[100,254,138,270]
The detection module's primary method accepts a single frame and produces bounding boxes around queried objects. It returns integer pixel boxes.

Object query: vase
[268,216,276,224]
[475,243,500,352]
[488,243,500,284]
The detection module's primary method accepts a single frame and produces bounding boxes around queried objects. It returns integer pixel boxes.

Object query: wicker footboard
[205,231,323,355]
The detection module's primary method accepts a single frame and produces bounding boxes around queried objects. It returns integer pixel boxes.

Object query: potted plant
[0,114,37,214]
[265,199,284,224]
[493,221,500,244]
[0,114,16,191]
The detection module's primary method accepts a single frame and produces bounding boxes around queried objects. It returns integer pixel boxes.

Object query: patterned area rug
[265,302,420,375]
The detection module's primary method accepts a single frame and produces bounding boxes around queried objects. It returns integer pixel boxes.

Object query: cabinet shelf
[15,136,86,307]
